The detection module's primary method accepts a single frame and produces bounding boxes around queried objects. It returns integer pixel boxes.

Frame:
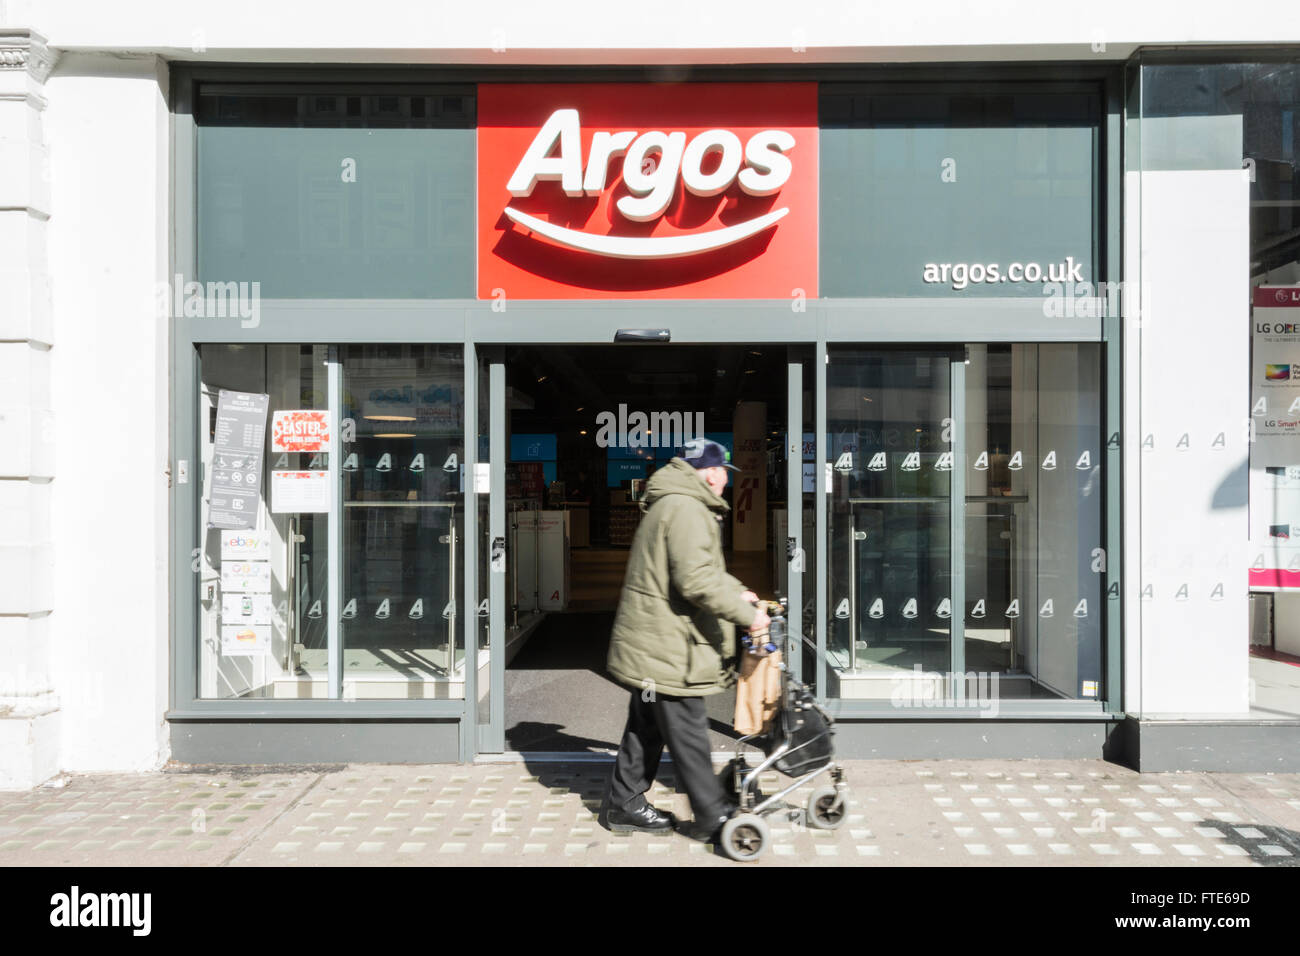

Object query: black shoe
[687,803,738,843]
[606,801,674,833]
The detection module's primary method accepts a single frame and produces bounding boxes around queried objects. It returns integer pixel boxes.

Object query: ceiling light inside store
[365,415,416,422]
[374,433,416,439]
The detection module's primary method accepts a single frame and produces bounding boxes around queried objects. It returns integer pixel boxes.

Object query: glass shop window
[825,344,1105,704]
[196,344,466,701]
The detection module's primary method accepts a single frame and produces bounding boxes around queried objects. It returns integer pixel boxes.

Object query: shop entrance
[485,344,806,754]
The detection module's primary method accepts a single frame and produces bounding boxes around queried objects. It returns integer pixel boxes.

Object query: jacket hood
[642,457,729,513]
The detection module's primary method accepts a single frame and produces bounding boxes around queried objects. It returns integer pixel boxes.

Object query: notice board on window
[209,389,269,530]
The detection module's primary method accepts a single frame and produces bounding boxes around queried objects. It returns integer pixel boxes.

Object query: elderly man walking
[602,438,770,842]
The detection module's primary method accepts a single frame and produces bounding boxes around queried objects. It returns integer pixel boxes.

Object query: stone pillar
[0,28,57,789]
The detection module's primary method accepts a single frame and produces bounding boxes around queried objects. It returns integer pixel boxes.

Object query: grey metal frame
[459,343,478,759]
[815,339,829,704]
[482,362,506,753]
[166,63,1127,753]
[1104,70,1125,718]
[326,347,342,698]
[785,353,803,681]
[950,357,967,688]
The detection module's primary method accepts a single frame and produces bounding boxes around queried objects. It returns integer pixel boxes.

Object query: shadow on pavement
[1195,819,1300,866]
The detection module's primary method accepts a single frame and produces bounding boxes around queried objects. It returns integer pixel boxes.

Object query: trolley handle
[741,598,784,657]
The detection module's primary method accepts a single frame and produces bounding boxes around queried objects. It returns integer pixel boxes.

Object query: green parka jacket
[606,457,759,697]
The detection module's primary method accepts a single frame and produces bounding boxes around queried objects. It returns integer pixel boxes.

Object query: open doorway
[499,344,794,753]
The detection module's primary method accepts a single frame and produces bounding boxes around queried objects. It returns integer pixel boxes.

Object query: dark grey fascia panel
[466,300,823,343]
[178,301,469,344]
[169,719,461,764]
[469,298,1103,343]
[166,700,466,720]
[821,297,1104,342]
[830,719,1121,761]
[1129,718,1300,772]
[175,297,1104,345]
[827,699,1115,720]
[1129,45,1300,68]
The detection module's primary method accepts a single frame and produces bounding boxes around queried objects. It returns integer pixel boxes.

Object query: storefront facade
[2,5,1299,786]
[161,65,1121,764]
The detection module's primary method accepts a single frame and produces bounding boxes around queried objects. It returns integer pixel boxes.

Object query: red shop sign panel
[477,83,818,300]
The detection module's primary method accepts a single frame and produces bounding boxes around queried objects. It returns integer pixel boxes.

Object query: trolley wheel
[720,813,770,862]
[806,786,847,830]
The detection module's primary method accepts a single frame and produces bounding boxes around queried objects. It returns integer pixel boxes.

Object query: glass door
[473,346,805,753]
[826,348,962,703]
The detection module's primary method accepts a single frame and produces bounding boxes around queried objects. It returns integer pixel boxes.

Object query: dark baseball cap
[682,438,740,471]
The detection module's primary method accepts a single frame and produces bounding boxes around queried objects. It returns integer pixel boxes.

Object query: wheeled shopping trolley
[719,600,848,862]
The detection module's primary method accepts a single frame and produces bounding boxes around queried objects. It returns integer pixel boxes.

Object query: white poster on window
[209,389,270,530]
[1249,286,1300,590]
[271,470,330,513]
[220,560,272,593]
[221,591,275,626]
[221,623,271,657]
[219,529,272,561]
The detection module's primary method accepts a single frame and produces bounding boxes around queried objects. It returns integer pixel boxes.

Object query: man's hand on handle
[741,591,770,634]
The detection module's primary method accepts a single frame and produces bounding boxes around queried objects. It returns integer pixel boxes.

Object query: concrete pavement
[2,758,1299,866]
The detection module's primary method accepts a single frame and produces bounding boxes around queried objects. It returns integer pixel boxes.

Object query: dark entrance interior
[500,344,793,753]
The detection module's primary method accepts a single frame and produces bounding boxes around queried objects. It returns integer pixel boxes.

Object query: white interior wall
[1137,168,1251,715]
[1034,344,1103,699]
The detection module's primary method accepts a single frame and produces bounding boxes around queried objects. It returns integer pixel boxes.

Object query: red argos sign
[477,83,818,299]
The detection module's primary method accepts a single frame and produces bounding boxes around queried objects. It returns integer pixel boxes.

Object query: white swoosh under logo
[502,206,789,260]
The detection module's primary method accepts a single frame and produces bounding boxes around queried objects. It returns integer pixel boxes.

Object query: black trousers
[608,686,729,821]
